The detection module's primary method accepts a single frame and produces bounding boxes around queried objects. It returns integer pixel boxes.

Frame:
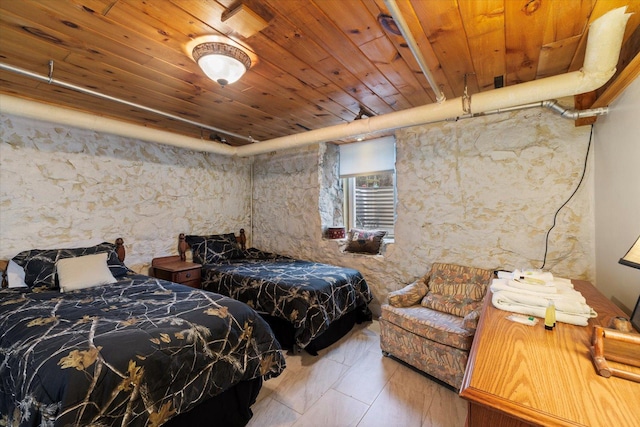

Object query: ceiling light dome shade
[192,42,251,87]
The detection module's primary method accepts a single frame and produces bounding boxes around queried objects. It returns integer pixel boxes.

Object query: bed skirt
[262,304,372,355]
[163,376,262,427]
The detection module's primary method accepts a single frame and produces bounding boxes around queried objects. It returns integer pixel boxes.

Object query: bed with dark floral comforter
[186,235,373,352]
[1,246,285,427]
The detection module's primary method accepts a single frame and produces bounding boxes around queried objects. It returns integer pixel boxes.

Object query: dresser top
[460,280,640,427]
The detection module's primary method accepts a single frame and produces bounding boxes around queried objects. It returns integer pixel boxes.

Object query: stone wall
[251,108,594,315]
[1,108,595,316]
[0,113,251,273]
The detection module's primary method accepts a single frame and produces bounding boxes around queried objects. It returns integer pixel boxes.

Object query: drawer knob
[186,273,191,278]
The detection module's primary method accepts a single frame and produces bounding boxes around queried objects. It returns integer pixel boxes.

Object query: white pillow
[7,260,28,288]
[56,252,117,292]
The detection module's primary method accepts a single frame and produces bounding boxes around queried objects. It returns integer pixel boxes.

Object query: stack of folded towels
[490,269,597,326]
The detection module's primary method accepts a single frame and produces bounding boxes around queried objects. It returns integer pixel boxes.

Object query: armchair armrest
[462,307,482,331]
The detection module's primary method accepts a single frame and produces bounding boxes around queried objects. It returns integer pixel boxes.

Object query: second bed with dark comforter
[196,246,373,351]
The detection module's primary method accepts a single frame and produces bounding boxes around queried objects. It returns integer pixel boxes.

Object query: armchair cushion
[388,277,428,307]
[420,263,493,317]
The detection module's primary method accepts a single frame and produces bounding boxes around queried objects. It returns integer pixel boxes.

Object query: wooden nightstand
[151,255,201,289]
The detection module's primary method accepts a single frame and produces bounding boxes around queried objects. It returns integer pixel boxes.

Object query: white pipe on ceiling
[0,7,630,158]
[383,0,446,103]
[0,62,254,144]
[236,6,629,157]
[0,95,236,156]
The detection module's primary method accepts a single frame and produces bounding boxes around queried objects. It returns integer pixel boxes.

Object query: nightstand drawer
[181,278,201,289]
[174,268,200,283]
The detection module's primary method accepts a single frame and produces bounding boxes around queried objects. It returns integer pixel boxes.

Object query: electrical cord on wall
[540,124,594,270]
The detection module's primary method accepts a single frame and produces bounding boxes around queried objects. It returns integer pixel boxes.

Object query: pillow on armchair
[388,277,428,307]
[420,263,493,317]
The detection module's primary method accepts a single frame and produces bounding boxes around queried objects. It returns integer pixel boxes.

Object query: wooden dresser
[460,280,640,427]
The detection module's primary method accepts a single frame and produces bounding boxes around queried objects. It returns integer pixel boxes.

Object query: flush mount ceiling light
[192,42,251,87]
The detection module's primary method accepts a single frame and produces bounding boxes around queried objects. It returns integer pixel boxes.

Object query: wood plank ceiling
[1,0,639,147]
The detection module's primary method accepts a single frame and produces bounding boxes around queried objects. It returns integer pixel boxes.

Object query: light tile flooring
[248,320,468,427]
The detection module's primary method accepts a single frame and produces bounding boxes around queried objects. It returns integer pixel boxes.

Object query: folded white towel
[507,279,557,294]
[490,279,586,304]
[498,269,572,286]
[491,291,597,326]
[493,289,594,316]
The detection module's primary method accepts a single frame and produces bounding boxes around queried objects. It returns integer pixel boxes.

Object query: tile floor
[248,320,468,427]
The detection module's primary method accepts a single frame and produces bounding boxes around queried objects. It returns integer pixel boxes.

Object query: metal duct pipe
[383,0,446,103]
[0,7,630,158]
[541,100,609,120]
[450,100,609,121]
[0,62,254,144]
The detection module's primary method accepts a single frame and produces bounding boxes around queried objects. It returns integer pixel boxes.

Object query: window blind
[339,136,396,177]
[354,186,395,232]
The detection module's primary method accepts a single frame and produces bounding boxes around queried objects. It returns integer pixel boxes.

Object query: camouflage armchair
[380,263,494,390]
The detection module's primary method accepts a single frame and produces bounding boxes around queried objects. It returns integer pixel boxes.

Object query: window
[339,136,396,237]
[344,172,396,235]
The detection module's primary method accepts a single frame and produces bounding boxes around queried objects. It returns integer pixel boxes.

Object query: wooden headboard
[115,238,126,262]
[0,238,126,289]
[178,229,246,261]
[0,259,8,289]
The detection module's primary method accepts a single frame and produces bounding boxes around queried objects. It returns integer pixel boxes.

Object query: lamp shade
[192,42,251,87]
[619,235,640,270]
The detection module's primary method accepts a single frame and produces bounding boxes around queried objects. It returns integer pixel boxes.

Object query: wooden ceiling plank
[0,19,73,67]
[2,0,154,66]
[359,36,432,107]
[266,0,411,112]
[166,0,251,40]
[411,0,480,97]
[0,71,42,91]
[0,7,97,69]
[457,0,506,93]
[361,2,435,103]
[59,0,206,70]
[542,0,594,45]
[312,0,385,48]
[252,16,372,114]
[257,13,393,116]
[504,0,553,86]
[322,0,433,107]
[3,0,232,119]
[536,34,582,79]
[370,0,453,101]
